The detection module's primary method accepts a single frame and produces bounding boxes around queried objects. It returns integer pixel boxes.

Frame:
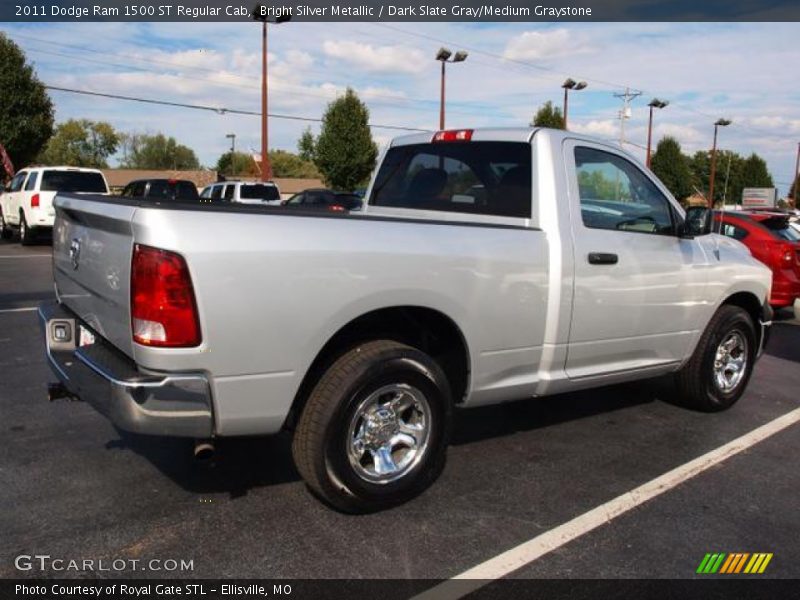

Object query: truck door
[563,140,708,379]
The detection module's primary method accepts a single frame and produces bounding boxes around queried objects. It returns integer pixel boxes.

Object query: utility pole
[226,133,236,176]
[613,87,642,147]
[794,142,800,207]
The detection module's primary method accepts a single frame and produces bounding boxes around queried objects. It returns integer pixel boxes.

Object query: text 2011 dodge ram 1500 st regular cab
[40,128,773,512]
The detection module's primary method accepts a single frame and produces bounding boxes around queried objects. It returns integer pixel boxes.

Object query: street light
[645,98,668,168]
[708,118,732,208]
[436,47,468,130]
[252,3,291,182]
[226,133,236,176]
[561,78,587,130]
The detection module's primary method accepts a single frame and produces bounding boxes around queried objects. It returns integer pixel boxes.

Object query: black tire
[19,212,33,246]
[0,210,11,240]
[292,340,452,513]
[675,305,756,412]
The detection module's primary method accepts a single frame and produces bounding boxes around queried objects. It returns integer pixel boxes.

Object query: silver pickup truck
[40,128,773,512]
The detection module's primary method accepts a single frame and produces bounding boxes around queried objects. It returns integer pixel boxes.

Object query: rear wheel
[19,212,33,246]
[292,340,452,513]
[675,305,756,412]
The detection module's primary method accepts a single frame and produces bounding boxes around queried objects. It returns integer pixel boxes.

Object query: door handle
[588,252,618,265]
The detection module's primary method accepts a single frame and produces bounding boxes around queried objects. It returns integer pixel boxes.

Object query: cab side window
[210,185,223,201]
[24,172,38,191]
[575,147,675,235]
[223,185,234,201]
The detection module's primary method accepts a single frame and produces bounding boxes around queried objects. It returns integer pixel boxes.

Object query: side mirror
[680,206,712,238]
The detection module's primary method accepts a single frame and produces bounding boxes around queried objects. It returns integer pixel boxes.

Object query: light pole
[561,78,587,130]
[436,47,468,130]
[226,133,236,176]
[708,118,732,208]
[645,98,668,168]
[253,4,291,182]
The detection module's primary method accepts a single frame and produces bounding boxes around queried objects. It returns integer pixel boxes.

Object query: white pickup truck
[40,128,772,512]
[0,166,109,244]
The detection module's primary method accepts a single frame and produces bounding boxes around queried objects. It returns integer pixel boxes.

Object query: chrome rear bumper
[39,301,213,438]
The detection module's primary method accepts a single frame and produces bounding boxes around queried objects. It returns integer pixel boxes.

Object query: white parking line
[414,406,800,600]
[0,254,50,258]
[0,307,38,314]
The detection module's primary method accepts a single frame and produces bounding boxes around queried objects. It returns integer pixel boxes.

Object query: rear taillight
[432,129,473,143]
[131,244,200,347]
[31,193,40,208]
[781,245,793,266]
[328,204,346,212]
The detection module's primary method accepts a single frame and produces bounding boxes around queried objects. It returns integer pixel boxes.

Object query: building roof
[102,169,217,189]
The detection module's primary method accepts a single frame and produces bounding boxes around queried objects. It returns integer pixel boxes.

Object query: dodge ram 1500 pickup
[40,128,773,512]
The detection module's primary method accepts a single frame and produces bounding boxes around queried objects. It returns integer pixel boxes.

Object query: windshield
[240,184,280,201]
[40,171,108,193]
[370,141,531,218]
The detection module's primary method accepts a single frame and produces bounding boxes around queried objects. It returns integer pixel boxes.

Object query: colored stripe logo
[697,553,773,574]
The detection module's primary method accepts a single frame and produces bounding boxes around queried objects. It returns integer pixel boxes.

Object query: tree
[0,33,54,170]
[740,153,773,189]
[649,136,692,201]
[216,151,259,177]
[689,149,745,206]
[120,133,200,170]
[297,127,316,163]
[268,150,320,178]
[39,119,119,168]
[314,88,378,190]
[530,101,565,129]
[790,173,799,205]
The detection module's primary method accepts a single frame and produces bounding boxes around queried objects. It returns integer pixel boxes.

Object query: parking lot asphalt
[1,239,799,583]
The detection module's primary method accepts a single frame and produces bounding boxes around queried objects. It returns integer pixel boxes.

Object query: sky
[2,21,799,196]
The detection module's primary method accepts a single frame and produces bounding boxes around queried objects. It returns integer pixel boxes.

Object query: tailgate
[52,193,137,358]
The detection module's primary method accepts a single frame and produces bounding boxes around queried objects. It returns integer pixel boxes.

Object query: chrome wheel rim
[713,331,748,393]
[20,218,26,240]
[346,383,432,484]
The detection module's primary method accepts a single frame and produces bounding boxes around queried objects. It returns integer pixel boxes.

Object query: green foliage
[740,153,774,189]
[530,101,565,129]
[120,133,200,170]
[0,33,54,171]
[216,151,258,177]
[689,149,773,207]
[314,88,378,190]
[578,169,630,201]
[649,136,693,200]
[268,150,320,178]
[39,119,119,168]
[297,127,316,163]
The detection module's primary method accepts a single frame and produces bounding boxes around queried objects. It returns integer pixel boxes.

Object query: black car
[282,188,363,212]
[121,179,200,202]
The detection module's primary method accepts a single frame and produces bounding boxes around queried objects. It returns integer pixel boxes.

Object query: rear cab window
[41,170,108,193]
[370,141,532,218]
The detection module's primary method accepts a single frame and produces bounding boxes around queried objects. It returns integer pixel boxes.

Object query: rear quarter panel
[130,208,550,435]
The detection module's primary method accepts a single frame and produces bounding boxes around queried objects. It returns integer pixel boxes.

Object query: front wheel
[292,340,452,513]
[0,211,11,240]
[675,305,756,412]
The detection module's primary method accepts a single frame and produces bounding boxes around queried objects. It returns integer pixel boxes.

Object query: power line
[44,85,432,133]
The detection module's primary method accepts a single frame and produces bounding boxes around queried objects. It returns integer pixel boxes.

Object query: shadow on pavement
[107,378,664,499]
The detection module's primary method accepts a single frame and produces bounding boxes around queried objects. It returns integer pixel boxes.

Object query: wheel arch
[284,305,471,430]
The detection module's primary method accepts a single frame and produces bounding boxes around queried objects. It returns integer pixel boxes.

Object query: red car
[715,210,800,308]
